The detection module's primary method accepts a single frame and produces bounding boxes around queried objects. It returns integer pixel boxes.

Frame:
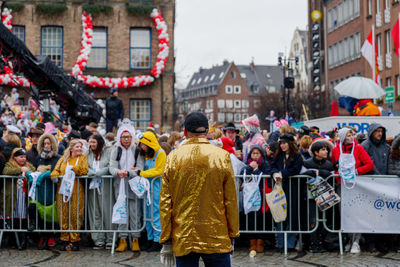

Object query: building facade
[8,0,175,130]
[288,28,309,96]
[177,60,282,127]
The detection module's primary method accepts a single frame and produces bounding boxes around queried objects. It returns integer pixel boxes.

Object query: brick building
[177,60,282,128]
[7,0,175,130]
[321,0,400,113]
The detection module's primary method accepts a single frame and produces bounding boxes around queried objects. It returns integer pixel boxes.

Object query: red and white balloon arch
[0,7,169,89]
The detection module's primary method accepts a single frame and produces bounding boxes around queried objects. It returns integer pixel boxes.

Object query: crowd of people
[0,90,397,260]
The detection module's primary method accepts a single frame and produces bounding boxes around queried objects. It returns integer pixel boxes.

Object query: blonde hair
[167,131,182,147]
[9,148,27,167]
[300,135,313,150]
[214,128,223,139]
[8,134,22,148]
[63,139,83,162]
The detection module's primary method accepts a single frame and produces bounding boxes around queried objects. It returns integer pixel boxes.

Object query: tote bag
[265,181,287,223]
[243,171,262,215]
[112,178,128,224]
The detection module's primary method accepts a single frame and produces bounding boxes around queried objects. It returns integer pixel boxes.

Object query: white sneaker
[345,241,351,252]
[350,242,360,254]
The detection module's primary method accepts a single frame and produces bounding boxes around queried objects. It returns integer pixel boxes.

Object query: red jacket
[331,143,374,184]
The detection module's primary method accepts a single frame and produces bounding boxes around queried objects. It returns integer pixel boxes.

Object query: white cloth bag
[338,143,357,189]
[58,158,79,203]
[265,181,287,223]
[89,159,102,194]
[28,171,41,201]
[112,178,128,224]
[129,176,151,205]
[243,171,262,215]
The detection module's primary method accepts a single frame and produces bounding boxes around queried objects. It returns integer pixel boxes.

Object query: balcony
[376,12,382,27]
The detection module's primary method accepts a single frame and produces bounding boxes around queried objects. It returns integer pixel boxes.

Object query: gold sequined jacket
[160,138,239,257]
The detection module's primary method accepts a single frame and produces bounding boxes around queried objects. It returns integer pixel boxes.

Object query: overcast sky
[174,0,308,88]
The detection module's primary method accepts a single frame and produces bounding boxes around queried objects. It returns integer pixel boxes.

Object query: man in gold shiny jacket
[160,112,239,267]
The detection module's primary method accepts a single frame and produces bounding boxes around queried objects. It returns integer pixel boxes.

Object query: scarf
[120,145,134,171]
[247,156,263,167]
[40,148,55,159]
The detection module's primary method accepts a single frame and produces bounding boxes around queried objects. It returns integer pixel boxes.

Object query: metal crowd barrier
[0,173,346,256]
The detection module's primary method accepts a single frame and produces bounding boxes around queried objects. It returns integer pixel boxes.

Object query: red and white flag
[361,29,381,86]
[392,18,400,56]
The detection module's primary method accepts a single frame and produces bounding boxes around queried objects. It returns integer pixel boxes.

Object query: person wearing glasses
[109,119,144,252]
[159,112,239,267]
[137,131,167,252]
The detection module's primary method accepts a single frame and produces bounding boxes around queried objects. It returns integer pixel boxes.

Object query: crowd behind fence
[0,173,352,255]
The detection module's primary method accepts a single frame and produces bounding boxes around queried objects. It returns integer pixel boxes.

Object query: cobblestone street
[1,247,400,266]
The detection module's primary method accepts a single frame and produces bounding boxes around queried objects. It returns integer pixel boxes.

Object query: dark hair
[139,144,155,158]
[90,134,105,160]
[311,142,330,156]
[275,140,299,162]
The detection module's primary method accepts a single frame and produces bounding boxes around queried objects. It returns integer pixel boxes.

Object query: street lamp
[277,53,298,117]
[163,98,170,124]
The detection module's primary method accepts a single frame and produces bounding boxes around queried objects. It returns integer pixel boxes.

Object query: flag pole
[372,24,376,83]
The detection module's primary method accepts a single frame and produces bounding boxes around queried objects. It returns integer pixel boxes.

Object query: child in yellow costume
[51,139,88,251]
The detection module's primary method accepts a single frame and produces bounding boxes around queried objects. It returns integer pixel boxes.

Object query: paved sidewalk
[1,247,400,266]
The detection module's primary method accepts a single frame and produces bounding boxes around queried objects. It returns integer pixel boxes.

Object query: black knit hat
[14,149,26,157]
[184,112,209,133]
[223,122,239,133]
[279,134,295,143]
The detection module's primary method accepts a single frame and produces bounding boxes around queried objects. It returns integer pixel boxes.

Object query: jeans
[276,222,296,249]
[106,119,119,133]
[176,252,231,267]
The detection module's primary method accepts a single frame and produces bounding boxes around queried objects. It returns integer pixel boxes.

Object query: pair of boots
[249,239,264,253]
[116,238,140,252]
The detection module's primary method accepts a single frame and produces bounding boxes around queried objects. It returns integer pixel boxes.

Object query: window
[197,78,202,84]
[328,46,332,67]
[338,41,343,63]
[355,33,361,57]
[225,85,232,94]
[13,26,25,42]
[240,73,246,78]
[219,72,224,79]
[377,0,381,13]
[41,26,63,67]
[226,113,233,122]
[377,34,382,56]
[332,7,337,29]
[218,113,225,122]
[349,35,355,58]
[210,74,215,80]
[354,0,360,16]
[130,28,151,69]
[191,79,196,85]
[234,85,241,94]
[231,71,235,78]
[87,27,107,69]
[397,75,400,95]
[385,0,390,9]
[328,9,332,31]
[343,0,349,22]
[368,0,373,15]
[254,99,261,108]
[217,99,225,108]
[348,0,354,19]
[386,30,391,55]
[242,113,248,120]
[344,38,349,61]
[204,76,209,82]
[234,100,241,108]
[338,3,343,26]
[242,100,249,108]
[234,113,241,122]
[130,99,151,131]
[333,43,338,65]
[226,100,233,109]
[387,77,392,86]
[209,100,214,109]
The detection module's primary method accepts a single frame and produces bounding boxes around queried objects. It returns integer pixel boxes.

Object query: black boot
[18,233,27,250]
[28,203,37,231]
[146,242,162,252]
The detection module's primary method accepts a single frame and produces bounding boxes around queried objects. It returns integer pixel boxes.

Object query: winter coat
[301,157,334,179]
[26,145,39,166]
[105,96,124,120]
[138,131,166,179]
[32,133,60,206]
[388,135,400,176]
[0,160,35,217]
[87,146,111,178]
[361,123,390,174]
[270,153,303,179]
[332,143,374,184]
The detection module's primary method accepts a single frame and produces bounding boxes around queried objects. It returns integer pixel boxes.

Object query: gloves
[160,244,175,267]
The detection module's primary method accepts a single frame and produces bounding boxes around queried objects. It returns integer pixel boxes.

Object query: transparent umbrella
[334,77,385,99]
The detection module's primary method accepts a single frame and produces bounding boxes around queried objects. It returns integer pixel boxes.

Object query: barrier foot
[111,232,117,255]
[339,232,343,255]
[14,232,20,250]
[0,231,3,248]
[284,232,287,256]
